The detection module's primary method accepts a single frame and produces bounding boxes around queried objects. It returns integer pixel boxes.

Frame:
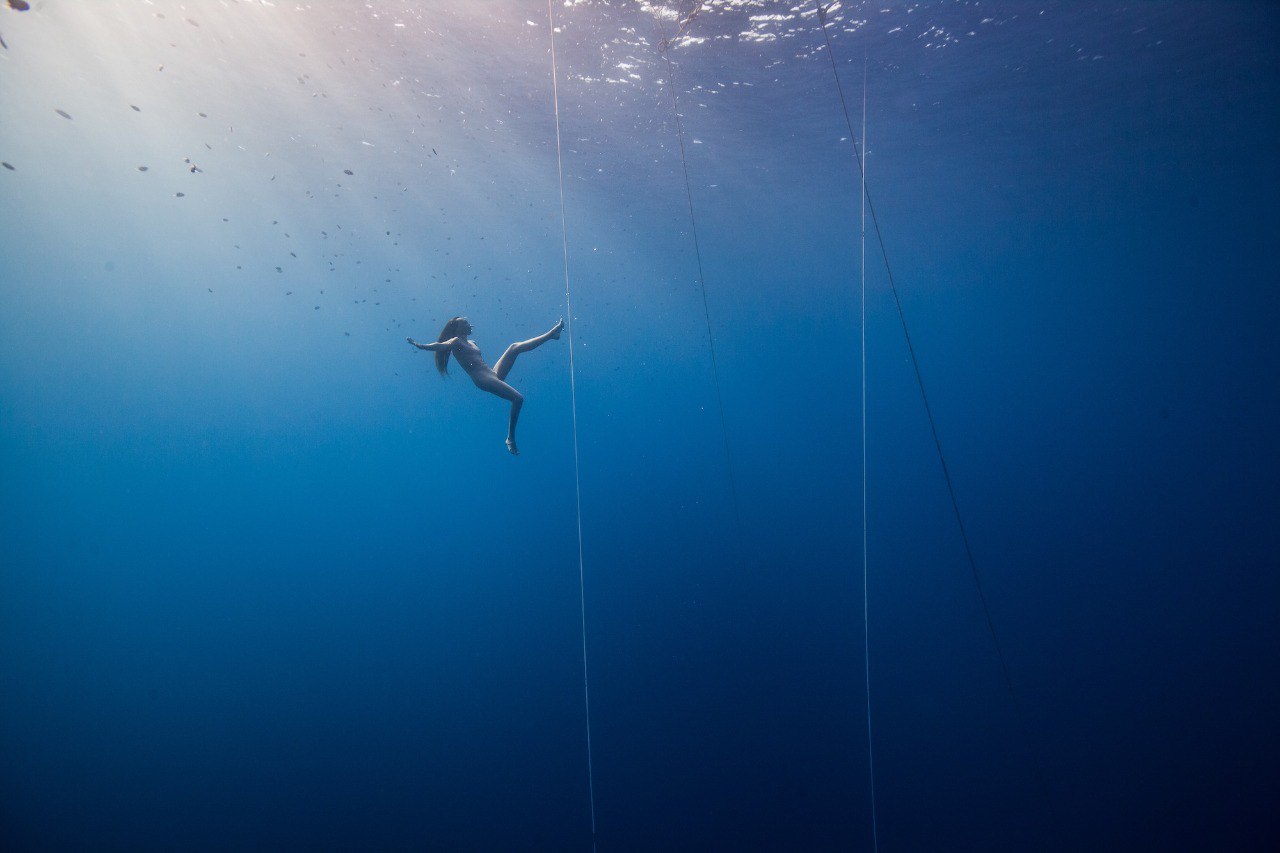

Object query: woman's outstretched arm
[407,337,457,351]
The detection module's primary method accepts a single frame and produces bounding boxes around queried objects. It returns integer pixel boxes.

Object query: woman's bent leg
[473,372,524,454]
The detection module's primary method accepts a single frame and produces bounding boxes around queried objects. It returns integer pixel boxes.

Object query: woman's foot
[506,437,519,455]
[548,318,564,340]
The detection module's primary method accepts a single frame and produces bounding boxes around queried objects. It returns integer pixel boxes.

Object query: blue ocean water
[1,1,1277,849]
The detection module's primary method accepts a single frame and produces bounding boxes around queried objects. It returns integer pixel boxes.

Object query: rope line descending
[815,1,1060,839]
[545,2,598,849]
[653,18,744,539]
[858,62,880,853]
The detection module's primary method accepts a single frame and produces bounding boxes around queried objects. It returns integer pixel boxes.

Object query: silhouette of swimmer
[408,316,563,455]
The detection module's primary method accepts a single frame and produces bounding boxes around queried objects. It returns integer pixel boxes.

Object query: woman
[408,316,563,455]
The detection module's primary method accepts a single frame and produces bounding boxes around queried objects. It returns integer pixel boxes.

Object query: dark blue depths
[1,2,1277,850]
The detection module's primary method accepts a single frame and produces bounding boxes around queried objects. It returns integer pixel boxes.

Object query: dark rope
[815,1,1063,841]
[654,14,745,544]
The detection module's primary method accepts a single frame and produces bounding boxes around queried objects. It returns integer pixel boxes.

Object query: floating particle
[286,291,292,296]
[1,162,13,171]
[343,169,353,175]
[290,252,296,258]
[198,112,207,118]
[9,1,30,11]
[0,34,8,50]
[186,18,199,27]
[175,192,185,197]
[137,166,148,171]
[275,266,282,273]
[314,306,320,310]
[130,104,141,111]
[55,109,72,120]
[207,288,213,293]
[432,148,437,155]
[158,65,164,72]
[344,332,350,336]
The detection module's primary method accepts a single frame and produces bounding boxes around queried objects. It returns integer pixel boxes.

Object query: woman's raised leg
[493,318,563,381]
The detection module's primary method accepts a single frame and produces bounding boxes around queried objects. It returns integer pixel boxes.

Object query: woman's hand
[408,337,457,351]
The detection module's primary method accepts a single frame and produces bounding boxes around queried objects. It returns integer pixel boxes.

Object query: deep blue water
[2,2,1278,850]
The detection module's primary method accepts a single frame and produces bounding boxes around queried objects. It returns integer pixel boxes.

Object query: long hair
[435,317,467,376]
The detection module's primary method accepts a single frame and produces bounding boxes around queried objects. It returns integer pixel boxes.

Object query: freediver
[408,316,563,455]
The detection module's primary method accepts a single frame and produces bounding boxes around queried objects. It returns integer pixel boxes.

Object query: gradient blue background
[2,2,1277,850]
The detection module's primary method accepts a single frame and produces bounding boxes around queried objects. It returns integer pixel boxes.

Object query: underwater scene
[1,1,1277,850]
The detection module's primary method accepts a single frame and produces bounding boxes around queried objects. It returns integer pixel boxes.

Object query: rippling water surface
[2,2,1277,849]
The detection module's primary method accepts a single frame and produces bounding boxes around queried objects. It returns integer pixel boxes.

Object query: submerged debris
[137,166,148,171]
[54,109,72,120]
[343,169,353,175]
[130,105,141,112]
[2,162,14,171]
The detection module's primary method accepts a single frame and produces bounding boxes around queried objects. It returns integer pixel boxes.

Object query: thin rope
[859,60,880,853]
[653,14,744,542]
[545,3,598,849]
[815,1,1061,839]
